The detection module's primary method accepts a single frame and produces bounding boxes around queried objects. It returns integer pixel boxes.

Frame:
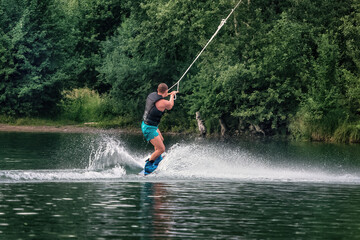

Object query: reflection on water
[141,183,172,238]
[0,132,360,238]
[1,181,360,239]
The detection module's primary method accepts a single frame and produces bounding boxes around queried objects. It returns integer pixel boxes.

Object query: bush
[0,115,15,124]
[59,88,105,123]
[334,122,360,143]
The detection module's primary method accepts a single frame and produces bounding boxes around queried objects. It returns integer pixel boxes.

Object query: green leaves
[0,0,74,116]
[0,0,358,139]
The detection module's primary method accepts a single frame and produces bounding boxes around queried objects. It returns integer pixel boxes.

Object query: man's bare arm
[165,91,178,110]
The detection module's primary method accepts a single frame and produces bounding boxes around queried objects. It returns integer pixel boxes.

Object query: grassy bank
[0,88,138,130]
[1,88,359,143]
[2,112,359,143]
[0,88,193,133]
[289,114,360,143]
[0,114,139,130]
[0,115,77,127]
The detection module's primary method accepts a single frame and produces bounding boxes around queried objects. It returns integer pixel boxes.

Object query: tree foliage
[0,0,76,116]
[0,0,359,141]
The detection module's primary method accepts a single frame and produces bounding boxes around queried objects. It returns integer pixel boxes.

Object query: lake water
[0,131,360,239]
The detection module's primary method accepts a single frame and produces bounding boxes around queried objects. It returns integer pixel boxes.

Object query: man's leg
[149,135,165,161]
[157,129,164,141]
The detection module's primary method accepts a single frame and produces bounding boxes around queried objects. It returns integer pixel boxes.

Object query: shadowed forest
[0,0,359,142]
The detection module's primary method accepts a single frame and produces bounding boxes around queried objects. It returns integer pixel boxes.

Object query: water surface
[0,132,360,239]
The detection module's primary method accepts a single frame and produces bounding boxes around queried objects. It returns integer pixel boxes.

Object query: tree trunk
[196,112,206,137]
[233,0,239,36]
[219,117,228,138]
[249,124,265,136]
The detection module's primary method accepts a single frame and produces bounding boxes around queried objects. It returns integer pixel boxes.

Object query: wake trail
[151,143,360,184]
[1,136,145,183]
[87,136,143,171]
[2,136,360,184]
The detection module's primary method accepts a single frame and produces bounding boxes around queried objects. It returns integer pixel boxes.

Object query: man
[141,83,178,174]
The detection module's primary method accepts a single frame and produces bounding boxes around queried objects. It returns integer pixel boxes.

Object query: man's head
[157,83,168,96]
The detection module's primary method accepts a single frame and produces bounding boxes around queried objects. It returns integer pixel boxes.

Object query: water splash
[1,136,143,183]
[151,143,360,183]
[2,136,360,184]
[88,136,143,171]
[0,167,126,182]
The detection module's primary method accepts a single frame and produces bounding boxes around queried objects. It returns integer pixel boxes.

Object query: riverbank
[0,115,141,134]
[0,115,194,135]
[0,116,359,143]
[0,123,139,134]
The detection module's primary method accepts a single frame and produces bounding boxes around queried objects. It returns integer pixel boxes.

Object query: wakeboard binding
[144,155,163,176]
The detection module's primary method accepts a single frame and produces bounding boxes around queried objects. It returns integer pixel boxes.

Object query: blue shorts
[141,121,159,141]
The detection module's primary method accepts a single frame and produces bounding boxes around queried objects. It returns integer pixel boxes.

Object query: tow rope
[169,0,243,97]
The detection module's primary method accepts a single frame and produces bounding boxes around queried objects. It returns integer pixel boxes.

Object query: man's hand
[167,91,179,97]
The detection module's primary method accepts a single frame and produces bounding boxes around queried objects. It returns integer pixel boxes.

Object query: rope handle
[174,82,179,100]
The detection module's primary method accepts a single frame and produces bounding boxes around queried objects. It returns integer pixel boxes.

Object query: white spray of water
[0,136,143,182]
[88,136,143,171]
[0,168,126,182]
[153,143,360,183]
[2,136,360,184]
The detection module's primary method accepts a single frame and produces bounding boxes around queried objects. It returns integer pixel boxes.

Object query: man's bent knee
[159,146,165,154]
[151,136,165,152]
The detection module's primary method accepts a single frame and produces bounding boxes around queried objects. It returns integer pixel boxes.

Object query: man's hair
[157,83,168,94]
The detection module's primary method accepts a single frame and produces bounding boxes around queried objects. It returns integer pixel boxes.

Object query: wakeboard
[139,155,163,176]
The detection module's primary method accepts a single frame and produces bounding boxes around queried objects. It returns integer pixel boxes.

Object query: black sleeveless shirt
[143,92,164,126]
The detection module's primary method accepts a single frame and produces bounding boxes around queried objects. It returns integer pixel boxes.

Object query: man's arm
[165,91,178,110]
[165,94,175,110]
[155,91,178,111]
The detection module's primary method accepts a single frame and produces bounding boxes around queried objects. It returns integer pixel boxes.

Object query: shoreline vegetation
[1,1,359,143]
[0,120,359,144]
[0,88,359,143]
[0,87,357,143]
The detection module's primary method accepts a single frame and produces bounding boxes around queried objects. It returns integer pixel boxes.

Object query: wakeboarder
[141,83,178,175]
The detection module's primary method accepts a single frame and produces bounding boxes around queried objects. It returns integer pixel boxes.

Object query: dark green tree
[188,3,312,134]
[0,0,77,116]
[340,1,360,120]
[99,0,231,123]
[71,0,130,92]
